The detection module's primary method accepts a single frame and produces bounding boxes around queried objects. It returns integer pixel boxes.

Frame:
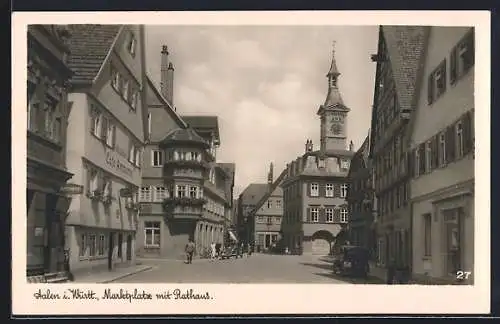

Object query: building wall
[65,27,146,274]
[27,25,74,279]
[410,27,475,282]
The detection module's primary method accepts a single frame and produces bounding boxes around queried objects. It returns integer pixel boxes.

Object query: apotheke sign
[105,150,133,177]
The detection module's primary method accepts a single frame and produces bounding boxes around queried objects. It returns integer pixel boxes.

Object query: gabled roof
[382,26,427,114]
[146,74,187,128]
[250,169,287,216]
[369,26,429,157]
[239,183,268,206]
[181,116,220,144]
[67,24,122,85]
[160,127,209,148]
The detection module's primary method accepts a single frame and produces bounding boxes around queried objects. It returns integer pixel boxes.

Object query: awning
[228,230,239,242]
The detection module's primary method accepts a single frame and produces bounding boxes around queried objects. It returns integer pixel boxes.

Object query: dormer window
[127,33,136,57]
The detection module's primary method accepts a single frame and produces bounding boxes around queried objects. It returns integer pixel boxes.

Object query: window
[267,200,272,209]
[276,200,282,209]
[456,121,464,158]
[140,186,151,202]
[127,33,137,56]
[340,184,348,198]
[439,132,446,166]
[130,91,138,110]
[152,150,163,167]
[425,141,432,173]
[451,29,474,84]
[128,144,135,164]
[428,60,447,104]
[112,70,121,92]
[79,234,87,257]
[325,183,334,197]
[147,113,152,138]
[414,148,420,177]
[122,80,130,102]
[267,216,273,224]
[89,169,99,192]
[340,159,350,171]
[189,186,197,198]
[340,207,348,223]
[423,213,432,256]
[88,234,97,257]
[310,183,319,197]
[98,234,106,256]
[153,186,167,202]
[106,122,115,148]
[44,97,58,141]
[311,207,319,222]
[144,221,161,247]
[180,152,187,160]
[190,152,199,161]
[90,107,101,138]
[102,178,112,197]
[177,185,186,198]
[326,208,334,223]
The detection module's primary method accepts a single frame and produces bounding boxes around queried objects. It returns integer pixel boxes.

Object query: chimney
[267,162,274,186]
[305,139,313,153]
[349,140,354,151]
[160,45,174,105]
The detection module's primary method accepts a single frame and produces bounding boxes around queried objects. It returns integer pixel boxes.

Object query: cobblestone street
[115,253,384,284]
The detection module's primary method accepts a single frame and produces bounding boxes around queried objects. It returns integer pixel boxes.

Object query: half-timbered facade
[368,26,427,271]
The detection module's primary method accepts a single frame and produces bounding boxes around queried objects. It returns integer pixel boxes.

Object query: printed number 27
[456,271,472,280]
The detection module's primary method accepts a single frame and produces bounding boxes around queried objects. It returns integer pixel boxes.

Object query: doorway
[126,234,132,261]
[108,232,114,271]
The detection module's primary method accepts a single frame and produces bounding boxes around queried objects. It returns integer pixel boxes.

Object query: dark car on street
[332,245,370,278]
[220,245,243,259]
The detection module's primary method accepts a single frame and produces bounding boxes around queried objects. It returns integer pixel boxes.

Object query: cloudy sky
[145,25,379,197]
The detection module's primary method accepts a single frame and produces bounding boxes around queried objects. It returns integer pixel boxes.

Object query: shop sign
[105,150,133,177]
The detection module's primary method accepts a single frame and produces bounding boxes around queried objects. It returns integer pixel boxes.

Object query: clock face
[330,122,342,135]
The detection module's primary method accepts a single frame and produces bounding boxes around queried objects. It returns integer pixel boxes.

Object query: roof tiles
[67,24,122,84]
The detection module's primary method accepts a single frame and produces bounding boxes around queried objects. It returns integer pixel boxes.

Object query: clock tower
[317,42,350,152]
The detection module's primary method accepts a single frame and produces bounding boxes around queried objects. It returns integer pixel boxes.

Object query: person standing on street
[185,238,195,264]
[210,242,217,261]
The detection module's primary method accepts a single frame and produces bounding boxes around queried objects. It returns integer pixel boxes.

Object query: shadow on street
[312,272,385,284]
[299,262,334,271]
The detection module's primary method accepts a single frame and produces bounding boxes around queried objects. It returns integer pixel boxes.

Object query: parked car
[220,245,243,259]
[332,245,370,278]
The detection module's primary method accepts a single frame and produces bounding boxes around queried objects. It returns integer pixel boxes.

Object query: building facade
[237,183,268,244]
[409,27,475,283]
[347,134,376,255]
[27,25,74,282]
[64,25,147,275]
[281,45,355,255]
[251,164,285,252]
[368,26,427,272]
[137,45,232,259]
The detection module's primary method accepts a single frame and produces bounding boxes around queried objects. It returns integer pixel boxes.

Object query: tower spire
[323,41,344,107]
[327,40,340,78]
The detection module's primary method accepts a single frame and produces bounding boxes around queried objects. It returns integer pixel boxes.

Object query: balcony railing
[163,159,210,170]
[163,196,207,207]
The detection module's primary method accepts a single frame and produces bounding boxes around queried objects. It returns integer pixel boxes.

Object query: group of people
[184,238,254,264]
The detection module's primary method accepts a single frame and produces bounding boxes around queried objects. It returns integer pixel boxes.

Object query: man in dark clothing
[185,239,196,264]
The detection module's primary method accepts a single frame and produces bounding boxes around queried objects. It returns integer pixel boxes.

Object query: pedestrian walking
[185,238,195,264]
[210,242,217,261]
[247,243,252,257]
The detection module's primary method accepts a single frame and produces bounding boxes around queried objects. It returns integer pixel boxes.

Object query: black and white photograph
[13,11,490,315]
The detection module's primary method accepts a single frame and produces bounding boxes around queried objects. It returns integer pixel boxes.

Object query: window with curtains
[144,221,161,247]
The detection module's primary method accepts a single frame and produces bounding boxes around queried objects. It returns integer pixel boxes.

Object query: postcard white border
[12,10,491,315]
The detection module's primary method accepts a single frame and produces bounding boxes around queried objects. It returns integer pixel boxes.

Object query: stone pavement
[72,264,153,283]
[115,253,383,284]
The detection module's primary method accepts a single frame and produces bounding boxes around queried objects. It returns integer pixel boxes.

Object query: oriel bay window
[144,221,161,248]
[189,186,198,198]
[176,185,187,198]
